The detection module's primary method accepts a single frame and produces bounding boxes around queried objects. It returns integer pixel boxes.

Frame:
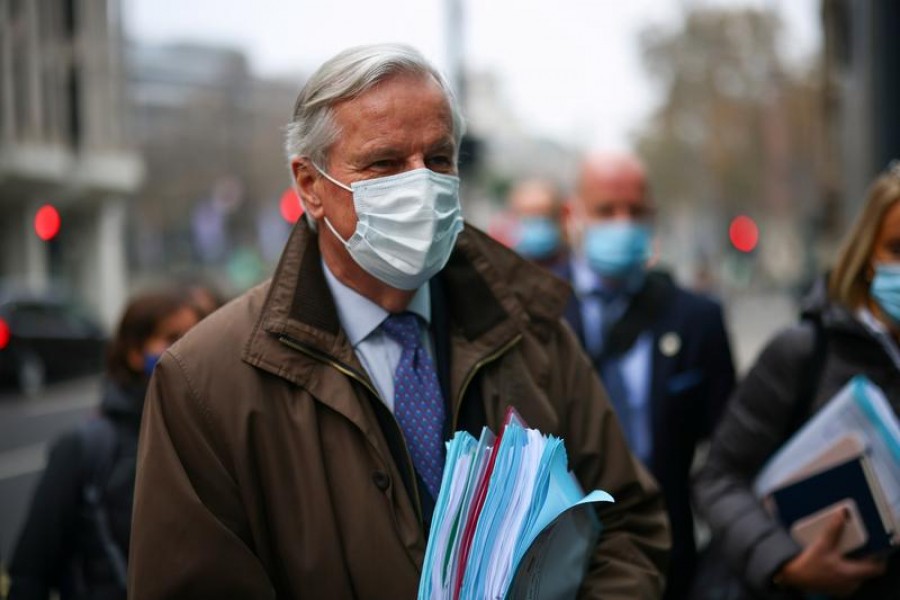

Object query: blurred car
[0,291,107,395]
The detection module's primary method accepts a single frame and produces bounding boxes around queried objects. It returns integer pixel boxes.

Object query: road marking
[0,442,47,481]
[22,393,98,417]
[0,376,100,419]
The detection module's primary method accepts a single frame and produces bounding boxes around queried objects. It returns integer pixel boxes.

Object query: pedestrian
[7,288,201,600]
[560,151,736,599]
[504,178,570,269]
[127,43,670,599]
[180,280,224,319]
[693,164,900,598]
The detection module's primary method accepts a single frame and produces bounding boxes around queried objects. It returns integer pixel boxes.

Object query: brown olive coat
[128,223,670,599]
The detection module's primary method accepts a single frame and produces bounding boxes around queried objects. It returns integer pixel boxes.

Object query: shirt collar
[321,259,431,346]
[571,256,602,296]
[570,256,645,299]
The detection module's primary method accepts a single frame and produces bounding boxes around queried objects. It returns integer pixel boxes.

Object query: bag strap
[79,418,128,590]
[785,316,828,437]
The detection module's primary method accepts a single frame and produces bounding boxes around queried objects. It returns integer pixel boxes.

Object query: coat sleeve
[128,351,275,600]
[9,433,84,600]
[693,325,814,594]
[553,320,671,600]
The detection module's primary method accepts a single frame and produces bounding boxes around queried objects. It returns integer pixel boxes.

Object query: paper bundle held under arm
[418,409,614,600]
[754,376,900,554]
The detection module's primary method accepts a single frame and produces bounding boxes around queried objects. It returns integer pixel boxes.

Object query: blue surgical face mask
[871,263,900,324]
[143,353,162,378]
[313,164,464,290]
[583,221,652,278]
[514,217,561,260]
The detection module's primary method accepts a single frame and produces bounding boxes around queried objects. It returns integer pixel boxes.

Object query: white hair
[284,43,466,230]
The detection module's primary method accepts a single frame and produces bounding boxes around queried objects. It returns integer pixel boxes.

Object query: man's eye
[427,155,454,171]
[631,206,653,220]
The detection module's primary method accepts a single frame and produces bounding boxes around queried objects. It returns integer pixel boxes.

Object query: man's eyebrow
[353,146,403,163]
[427,139,457,155]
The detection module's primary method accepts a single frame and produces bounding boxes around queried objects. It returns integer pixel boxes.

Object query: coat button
[372,471,390,491]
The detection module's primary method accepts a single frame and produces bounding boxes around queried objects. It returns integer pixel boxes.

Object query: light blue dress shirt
[322,261,433,412]
[571,257,653,462]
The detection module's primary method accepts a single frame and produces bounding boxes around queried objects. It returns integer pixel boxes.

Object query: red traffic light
[729,215,759,253]
[279,188,304,224]
[34,205,61,241]
[0,318,9,349]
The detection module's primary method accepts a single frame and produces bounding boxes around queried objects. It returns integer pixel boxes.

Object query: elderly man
[128,45,669,599]
[561,152,736,599]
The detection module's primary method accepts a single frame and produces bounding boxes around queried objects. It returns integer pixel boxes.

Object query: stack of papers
[754,376,900,552]
[418,409,613,600]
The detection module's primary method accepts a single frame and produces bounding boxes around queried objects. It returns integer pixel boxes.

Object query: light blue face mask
[871,263,900,324]
[143,353,161,378]
[514,217,561,260]
[583,221,652,278]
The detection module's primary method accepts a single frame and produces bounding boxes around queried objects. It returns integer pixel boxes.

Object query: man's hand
[774,509,886,597]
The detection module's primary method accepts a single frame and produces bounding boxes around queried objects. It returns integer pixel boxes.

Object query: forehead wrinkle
[328,75,454,169]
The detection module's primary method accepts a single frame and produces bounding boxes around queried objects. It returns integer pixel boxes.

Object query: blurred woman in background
[694,164,900,599]
[8,288,201,600]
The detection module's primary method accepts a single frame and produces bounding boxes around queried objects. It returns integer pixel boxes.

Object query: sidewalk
[723,290,798,377]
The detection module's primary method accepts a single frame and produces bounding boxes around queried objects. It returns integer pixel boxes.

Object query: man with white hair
[129,44,670,599]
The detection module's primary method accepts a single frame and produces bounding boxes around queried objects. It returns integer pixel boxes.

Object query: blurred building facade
[125,42,299,295]
[823,0,900,221]
[461,70,580,229]
[0,0,142,329]
[123,43,578,292]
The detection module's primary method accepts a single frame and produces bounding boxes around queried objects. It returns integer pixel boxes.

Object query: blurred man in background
[562,151,736,599]
[505,178,570,270]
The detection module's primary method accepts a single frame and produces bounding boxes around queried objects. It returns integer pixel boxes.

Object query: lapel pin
[659,332,681,357]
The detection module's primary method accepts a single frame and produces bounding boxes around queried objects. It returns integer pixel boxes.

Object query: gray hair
[284,43,465,169]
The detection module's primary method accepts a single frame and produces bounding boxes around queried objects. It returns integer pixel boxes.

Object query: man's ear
[291,158,325,220]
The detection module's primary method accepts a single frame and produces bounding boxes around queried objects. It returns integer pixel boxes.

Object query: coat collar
[241,219,571,406]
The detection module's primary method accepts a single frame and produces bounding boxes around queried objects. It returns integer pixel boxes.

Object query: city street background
[3,0,899,591]
[0,289,797,564]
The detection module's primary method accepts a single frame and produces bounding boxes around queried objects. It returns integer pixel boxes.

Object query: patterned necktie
[380,312,446,499]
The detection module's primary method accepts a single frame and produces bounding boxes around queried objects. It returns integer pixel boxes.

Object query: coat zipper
[277,334,425,523]
[451,334,523,433]
[279,331,523,521]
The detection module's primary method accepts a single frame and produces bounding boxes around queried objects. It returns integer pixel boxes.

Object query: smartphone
[790,498,868,554]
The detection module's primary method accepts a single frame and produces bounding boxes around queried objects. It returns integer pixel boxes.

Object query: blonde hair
[829,165,900,308]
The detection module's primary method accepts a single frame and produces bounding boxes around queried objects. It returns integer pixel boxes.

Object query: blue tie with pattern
[380,312,446,499]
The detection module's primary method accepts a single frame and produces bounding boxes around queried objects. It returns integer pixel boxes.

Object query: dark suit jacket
[559,265,736,600]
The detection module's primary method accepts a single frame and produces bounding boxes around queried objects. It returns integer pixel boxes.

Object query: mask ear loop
[309,161,357,244]
[311,162,353,192]
[322,214,353,246]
